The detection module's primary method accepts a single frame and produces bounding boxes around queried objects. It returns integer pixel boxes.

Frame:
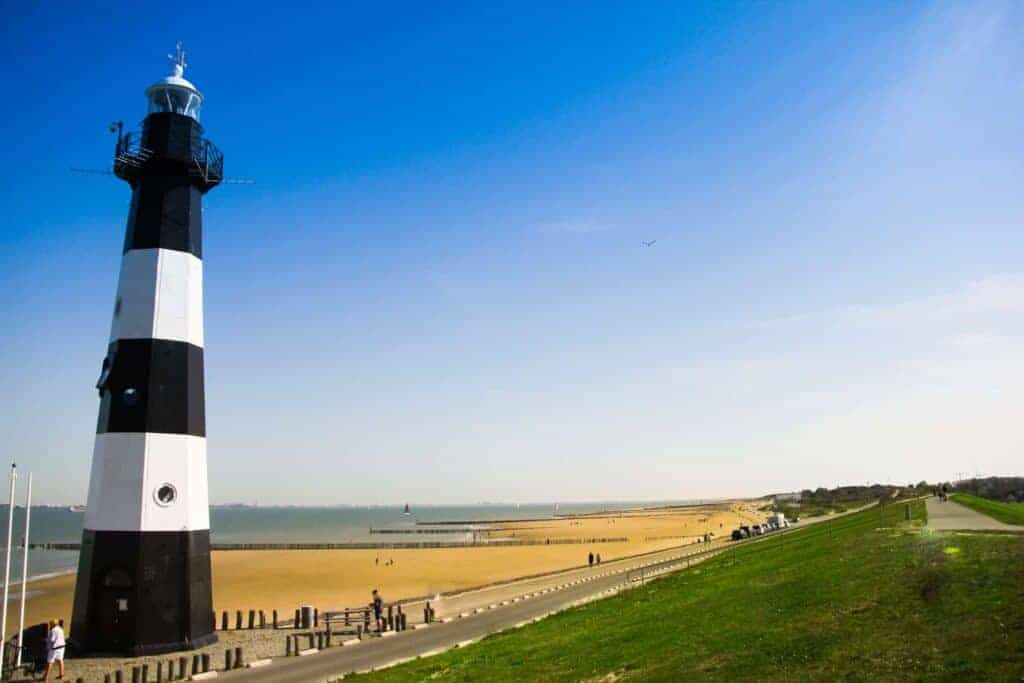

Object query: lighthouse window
[122,387,138,406]
[154,484,177,506]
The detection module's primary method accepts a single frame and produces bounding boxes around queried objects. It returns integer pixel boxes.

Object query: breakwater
[369,527,491,534]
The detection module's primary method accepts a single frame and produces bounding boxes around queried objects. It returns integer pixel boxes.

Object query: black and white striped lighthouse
[71,44,221,655]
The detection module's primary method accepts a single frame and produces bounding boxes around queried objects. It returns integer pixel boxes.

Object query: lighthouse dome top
[144,42,203,122]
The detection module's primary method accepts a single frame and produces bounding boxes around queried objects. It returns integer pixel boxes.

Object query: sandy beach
[4,502,761,637]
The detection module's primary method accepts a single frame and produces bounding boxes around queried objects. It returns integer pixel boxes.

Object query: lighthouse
[71,44,220,655]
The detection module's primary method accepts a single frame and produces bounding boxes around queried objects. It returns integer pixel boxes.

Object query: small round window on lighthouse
[155,484,177,506]
[123,387,138,406]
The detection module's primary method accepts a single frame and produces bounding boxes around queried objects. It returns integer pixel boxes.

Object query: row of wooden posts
[214,600,437,633]
[99,649,239,683]
[91,602,441,682]
[217,608,274,630]
[283,602,440,655]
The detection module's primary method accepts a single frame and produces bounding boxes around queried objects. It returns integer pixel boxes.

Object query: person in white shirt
[43,618,65,682]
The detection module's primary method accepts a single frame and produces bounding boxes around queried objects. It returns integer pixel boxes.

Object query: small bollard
[115,672,124,683]
[77,679,85,683]
[131,665,141,683]
[273,609,278,629]
[905,504,911,521]
[225,648,233,671]
[357,623,363,639]
[314,607,319,627]
[249,609,255,629]
[179,656,188,680]
[260,609,266,629]
[221,611,228,631]
[424,607,430,623]
[294,608,301,628]
[344,609,350,626]
[156,661,163,683]
[401,612,408,630]
[105,676,112,683]
[235,610,243,630]
[202,652,211,673]
[143,664,149,682]
[326,629,332,647]
[234,646,243,668]
[317,632,324,649]
[286,634,294,656]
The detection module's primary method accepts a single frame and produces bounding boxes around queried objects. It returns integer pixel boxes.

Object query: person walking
[596,553,601,564]
[42,618,65,682]
[372,589,384,632]
[588,552,594,567]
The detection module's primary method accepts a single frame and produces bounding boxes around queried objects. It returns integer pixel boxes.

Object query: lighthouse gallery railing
[114,130,224,185]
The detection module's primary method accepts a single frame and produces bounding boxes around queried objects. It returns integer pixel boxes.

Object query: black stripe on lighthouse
[123,178,204,258]
[96,338,205,436]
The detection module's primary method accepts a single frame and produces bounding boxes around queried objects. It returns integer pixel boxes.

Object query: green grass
[350,501,1024,681]
[950,492,1024,526]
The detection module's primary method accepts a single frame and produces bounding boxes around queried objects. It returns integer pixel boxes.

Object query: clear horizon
[3,2,1023,505]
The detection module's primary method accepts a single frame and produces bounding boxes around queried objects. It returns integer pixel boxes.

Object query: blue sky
[3,2,1023,505]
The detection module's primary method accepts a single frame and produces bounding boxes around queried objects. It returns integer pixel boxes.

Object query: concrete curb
[246,659,272,668]
[190,672,219,681]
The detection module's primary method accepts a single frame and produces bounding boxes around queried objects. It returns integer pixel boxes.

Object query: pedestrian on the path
[588,552,594,567]
[42,618,65,682]
[596,553,601,564]
[372,589,384,632]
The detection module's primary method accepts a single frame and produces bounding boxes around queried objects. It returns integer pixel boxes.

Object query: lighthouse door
[96,568,133,650]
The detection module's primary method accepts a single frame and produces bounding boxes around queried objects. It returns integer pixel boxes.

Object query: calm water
[0,499,705,583]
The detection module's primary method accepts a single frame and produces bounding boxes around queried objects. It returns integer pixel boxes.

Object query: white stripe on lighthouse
[109,248,204,347]
[84,432,210,532]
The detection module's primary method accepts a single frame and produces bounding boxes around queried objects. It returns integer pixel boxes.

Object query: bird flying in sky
[642,240,657,247]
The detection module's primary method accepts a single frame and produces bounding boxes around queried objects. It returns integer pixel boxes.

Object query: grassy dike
[348,500,1024,681]
[950,492,1024,526]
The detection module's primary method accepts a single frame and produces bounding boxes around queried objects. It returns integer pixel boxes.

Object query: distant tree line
[951,477,1024,503]
[798,484,907,505]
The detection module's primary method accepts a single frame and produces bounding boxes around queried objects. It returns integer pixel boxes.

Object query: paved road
[926,497,1021,531]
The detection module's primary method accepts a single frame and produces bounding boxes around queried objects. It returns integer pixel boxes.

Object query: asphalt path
[926,496,1021,532]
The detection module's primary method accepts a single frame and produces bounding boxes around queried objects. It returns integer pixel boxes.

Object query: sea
[0,500,707,584]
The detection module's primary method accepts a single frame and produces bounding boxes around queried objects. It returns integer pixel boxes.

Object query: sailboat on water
[403,503,412,516]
